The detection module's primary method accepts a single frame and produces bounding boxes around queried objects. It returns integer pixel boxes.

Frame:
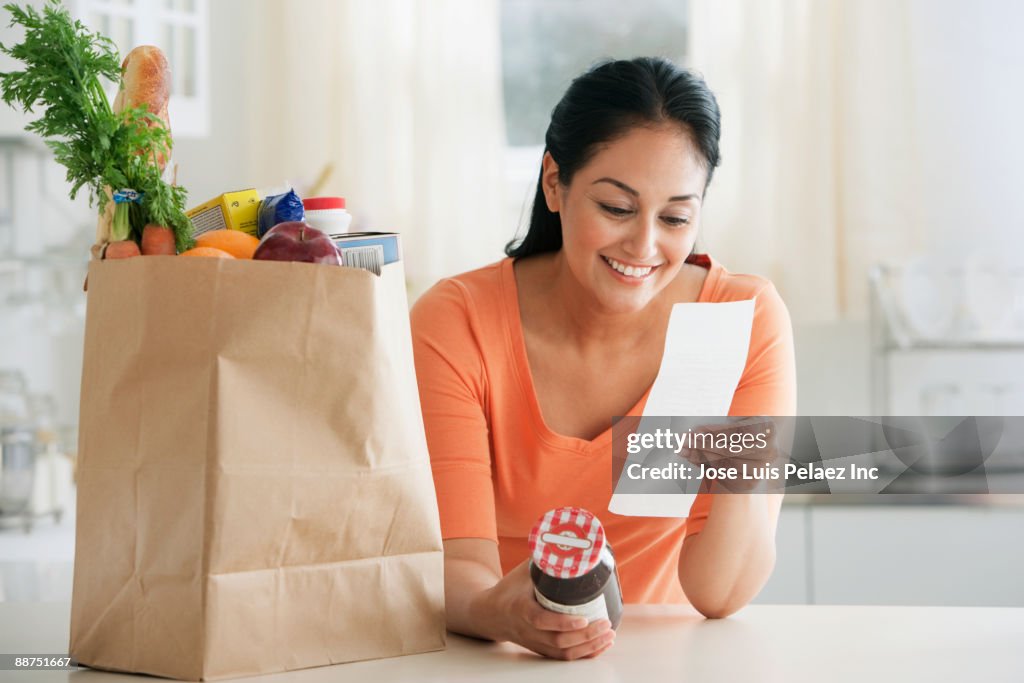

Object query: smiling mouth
[601,255,659,279]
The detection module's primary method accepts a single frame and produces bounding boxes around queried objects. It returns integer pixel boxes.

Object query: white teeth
[604,256,652,278]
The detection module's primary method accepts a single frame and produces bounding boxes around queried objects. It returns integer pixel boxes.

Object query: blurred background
[1,0,1022,606]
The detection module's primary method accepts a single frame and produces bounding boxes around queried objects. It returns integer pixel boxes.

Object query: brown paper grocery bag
[70,256,445,681]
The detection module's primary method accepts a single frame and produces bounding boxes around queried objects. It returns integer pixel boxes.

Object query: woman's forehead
[578,126,708,193]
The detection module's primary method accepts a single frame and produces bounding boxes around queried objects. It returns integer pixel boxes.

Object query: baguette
[113,45,172,169]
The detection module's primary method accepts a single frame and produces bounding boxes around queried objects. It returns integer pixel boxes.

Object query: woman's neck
[522,252,669,354]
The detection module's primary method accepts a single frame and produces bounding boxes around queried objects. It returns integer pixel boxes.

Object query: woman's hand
[480,560,616,660]
[445,539,615,660]
[678,416,790,493]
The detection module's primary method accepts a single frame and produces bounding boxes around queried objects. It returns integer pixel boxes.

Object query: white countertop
[1,602,1022,682]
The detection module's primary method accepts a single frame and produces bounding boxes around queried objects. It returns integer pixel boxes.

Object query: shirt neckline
[500,254,723,453]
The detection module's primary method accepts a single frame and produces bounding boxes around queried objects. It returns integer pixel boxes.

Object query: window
[500,0,690,147]
[499,0,690,230]
[75,0,209,137]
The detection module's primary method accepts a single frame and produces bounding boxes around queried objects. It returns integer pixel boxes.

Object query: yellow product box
[187,189,260,237]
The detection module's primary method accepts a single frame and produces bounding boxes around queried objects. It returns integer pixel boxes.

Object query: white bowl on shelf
[897,256,958,342]
[963,249,1015,339]
[1011,270,1024,335]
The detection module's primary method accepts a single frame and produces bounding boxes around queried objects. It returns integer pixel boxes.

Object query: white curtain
[688,0,925,322]
[246,0,506,299]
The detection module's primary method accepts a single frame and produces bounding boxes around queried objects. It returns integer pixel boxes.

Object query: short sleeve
[410,279,498,543]
[685,282,797,539]
[728,282,797,418]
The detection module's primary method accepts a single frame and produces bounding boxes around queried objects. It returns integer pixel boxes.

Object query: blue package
[257,190,304,237]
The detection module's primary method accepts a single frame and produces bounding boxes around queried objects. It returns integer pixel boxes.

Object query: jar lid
[303,196,346,211]
[529,506,606,579]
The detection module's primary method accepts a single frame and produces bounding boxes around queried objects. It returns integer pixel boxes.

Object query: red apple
[253,221,342,265]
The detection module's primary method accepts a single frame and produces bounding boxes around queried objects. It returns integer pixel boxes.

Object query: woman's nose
[622,216,658,261]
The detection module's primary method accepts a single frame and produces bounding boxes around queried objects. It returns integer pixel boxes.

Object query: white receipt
[608,299,755,517]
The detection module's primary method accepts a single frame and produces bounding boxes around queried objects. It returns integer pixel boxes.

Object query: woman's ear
[541,151,561,213]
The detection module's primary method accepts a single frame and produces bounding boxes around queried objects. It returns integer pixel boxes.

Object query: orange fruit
[194,229,260,259]
[180,246,235,258]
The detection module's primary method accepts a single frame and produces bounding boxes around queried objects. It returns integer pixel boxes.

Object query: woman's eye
[662,216,691,227]
[599,203,633,217]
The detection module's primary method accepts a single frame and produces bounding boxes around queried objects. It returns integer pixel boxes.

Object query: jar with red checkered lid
[528,506,623,629]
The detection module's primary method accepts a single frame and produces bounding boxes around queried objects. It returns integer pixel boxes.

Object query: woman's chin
[593,286,659,315]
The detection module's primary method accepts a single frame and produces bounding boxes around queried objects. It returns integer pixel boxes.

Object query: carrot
[141,224,177,255]
[104,240,141,259]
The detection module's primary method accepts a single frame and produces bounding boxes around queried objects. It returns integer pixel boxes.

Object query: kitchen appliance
[0,370,36,528]
[0,426,35,518]
[869,264,1024,479]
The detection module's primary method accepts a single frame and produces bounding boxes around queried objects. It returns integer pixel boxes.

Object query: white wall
[794,0,1024,415]
[909,0,1024,259]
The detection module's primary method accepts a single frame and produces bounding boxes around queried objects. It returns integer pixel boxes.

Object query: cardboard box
[187,189,261,237]
[333,232,402,276]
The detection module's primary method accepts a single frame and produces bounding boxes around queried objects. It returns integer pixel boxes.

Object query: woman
[410,57,796,660]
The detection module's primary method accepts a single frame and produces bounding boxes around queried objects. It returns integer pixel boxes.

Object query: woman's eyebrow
[592,177,699,202]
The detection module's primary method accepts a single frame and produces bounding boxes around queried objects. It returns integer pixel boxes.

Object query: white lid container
[302,197,352,234]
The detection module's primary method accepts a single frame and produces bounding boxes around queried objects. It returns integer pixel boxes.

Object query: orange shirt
[410,254,796,603]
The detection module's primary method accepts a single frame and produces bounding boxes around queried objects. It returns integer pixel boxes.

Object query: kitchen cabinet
[752,506,810,604]
[881,348,1024,416]
[754,502,1024,607]
[809,505,1024,606]
[869,264,1024,417]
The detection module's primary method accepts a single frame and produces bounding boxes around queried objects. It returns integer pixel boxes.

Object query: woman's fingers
[544,619,612,649]
[582,635,616,659]
[524,599,588,631]
[519,604,614,659]
[538,627,616,660]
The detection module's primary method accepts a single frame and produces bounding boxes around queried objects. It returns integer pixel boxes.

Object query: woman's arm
[413,284,611,658]
[677,493,784,618]
[442,538,504,639]
[678,282,795,617]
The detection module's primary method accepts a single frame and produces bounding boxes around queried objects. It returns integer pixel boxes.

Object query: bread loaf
[113,45,172,169]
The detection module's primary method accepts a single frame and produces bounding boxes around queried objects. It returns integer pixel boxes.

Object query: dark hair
[505,57,722,259]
